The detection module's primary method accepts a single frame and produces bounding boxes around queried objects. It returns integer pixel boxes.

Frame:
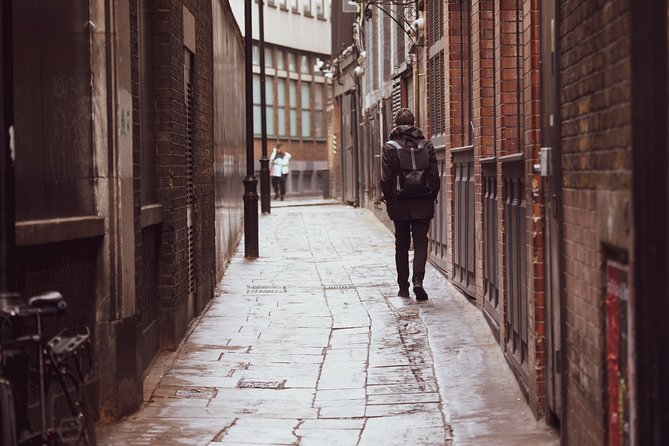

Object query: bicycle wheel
[45,370,97,446]
[0,377,18,446]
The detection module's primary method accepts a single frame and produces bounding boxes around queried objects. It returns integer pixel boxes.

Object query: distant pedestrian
[380,108,440,300]
[270,144,292,200]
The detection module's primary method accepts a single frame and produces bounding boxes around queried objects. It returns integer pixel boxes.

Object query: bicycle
[0,291,97,445]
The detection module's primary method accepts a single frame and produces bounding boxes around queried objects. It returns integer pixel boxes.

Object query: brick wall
[522,0,544,416]
[151,0,215,348]
[432,0,546,418]
[560,0,632,443]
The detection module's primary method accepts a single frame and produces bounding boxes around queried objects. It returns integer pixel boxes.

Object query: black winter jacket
[379,125,440,221]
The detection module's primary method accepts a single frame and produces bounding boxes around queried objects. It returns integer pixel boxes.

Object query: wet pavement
[97,200,559,445]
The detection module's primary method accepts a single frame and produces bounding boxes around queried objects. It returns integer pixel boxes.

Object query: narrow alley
[97,200,558,445]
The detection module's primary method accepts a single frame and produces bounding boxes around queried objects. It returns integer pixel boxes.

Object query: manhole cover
[323,284,355,289]
[174,388,216,399]
[247,285,286,293]
[237,379,285,389]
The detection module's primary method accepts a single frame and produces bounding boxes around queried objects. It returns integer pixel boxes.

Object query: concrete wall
[229,0,331,54]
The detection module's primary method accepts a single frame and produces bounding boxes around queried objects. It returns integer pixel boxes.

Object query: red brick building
[330,0,669,444]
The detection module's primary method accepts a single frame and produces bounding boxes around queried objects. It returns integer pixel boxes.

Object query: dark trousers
[393,218,430,287]
[271,176,286,198]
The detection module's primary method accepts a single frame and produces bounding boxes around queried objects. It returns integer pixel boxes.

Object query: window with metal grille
[140,0,157,205]
[184,48,196,300]
[428,51,445,136]
[391,78,402,120]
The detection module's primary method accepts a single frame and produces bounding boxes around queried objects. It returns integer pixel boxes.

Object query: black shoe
[398,288,410,298]
[413,283,428,301]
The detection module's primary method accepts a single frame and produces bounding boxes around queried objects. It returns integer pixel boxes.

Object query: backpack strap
[385,140,402,150]
[386,139,428,150]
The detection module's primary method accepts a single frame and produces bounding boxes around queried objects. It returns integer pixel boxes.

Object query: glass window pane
[301,83,310,109]
[266,79,274,105]
[276,49,285,70]
[253,105,261,136]
[265,47,273,67]
[253,75,261,103]
[291,0,298,11]
[315,111,323,137]
[266,106,274,136]
[302,110,311,137]
[300,54,310,73]
[289,80,297,106]
[278,109,286,136]
[315,0,324,17]
[288,52,296,72]
[252,44,260,65]
[277,79,286,106]
[290,110,297,136]
[314,84,323,109]
[303,0,311,15]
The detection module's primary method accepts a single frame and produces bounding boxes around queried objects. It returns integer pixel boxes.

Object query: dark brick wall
[560,0,632,444]
[150,0,215,349]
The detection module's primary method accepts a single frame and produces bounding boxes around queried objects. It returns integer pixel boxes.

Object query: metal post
[258,0,271,214]
[0,0,15,291]
[243,0,259,258]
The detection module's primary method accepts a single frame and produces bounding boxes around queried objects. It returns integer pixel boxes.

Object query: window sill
[141,203,164,228]
[16,215,105,247]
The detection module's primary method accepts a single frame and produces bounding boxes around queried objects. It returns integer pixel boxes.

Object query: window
[288,52,296,72]
[278,0,287,8]
[303,0,312,16]
[315,0,325,17]
[253,75,275,136]
[314,83,324,138]
[289,80,298,137]
[252,43,260,65]
[301,82,311,138]
[277,78,287,136]
[300,54,310,74]
[276,49,285,70]
[266,79,274,136]
[253,74,261,136]
[264,47,273,68]
[291,0,298,12]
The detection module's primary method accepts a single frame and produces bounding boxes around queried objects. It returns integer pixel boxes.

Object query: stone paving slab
[97,203,558,445]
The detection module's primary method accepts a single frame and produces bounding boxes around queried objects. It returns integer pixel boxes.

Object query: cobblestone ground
[97,202,558,445]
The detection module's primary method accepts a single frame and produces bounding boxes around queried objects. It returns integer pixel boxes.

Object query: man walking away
[380,108,440,300]
[270,143,291,200]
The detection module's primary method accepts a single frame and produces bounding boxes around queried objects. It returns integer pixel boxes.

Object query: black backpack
[386,138,432,197]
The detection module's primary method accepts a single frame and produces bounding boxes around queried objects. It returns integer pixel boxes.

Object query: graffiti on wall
[606,259,630,446]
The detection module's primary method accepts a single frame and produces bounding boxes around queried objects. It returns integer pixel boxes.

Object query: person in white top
[269,143,291,200]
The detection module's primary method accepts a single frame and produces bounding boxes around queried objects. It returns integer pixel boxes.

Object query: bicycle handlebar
[0,292,67,318]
